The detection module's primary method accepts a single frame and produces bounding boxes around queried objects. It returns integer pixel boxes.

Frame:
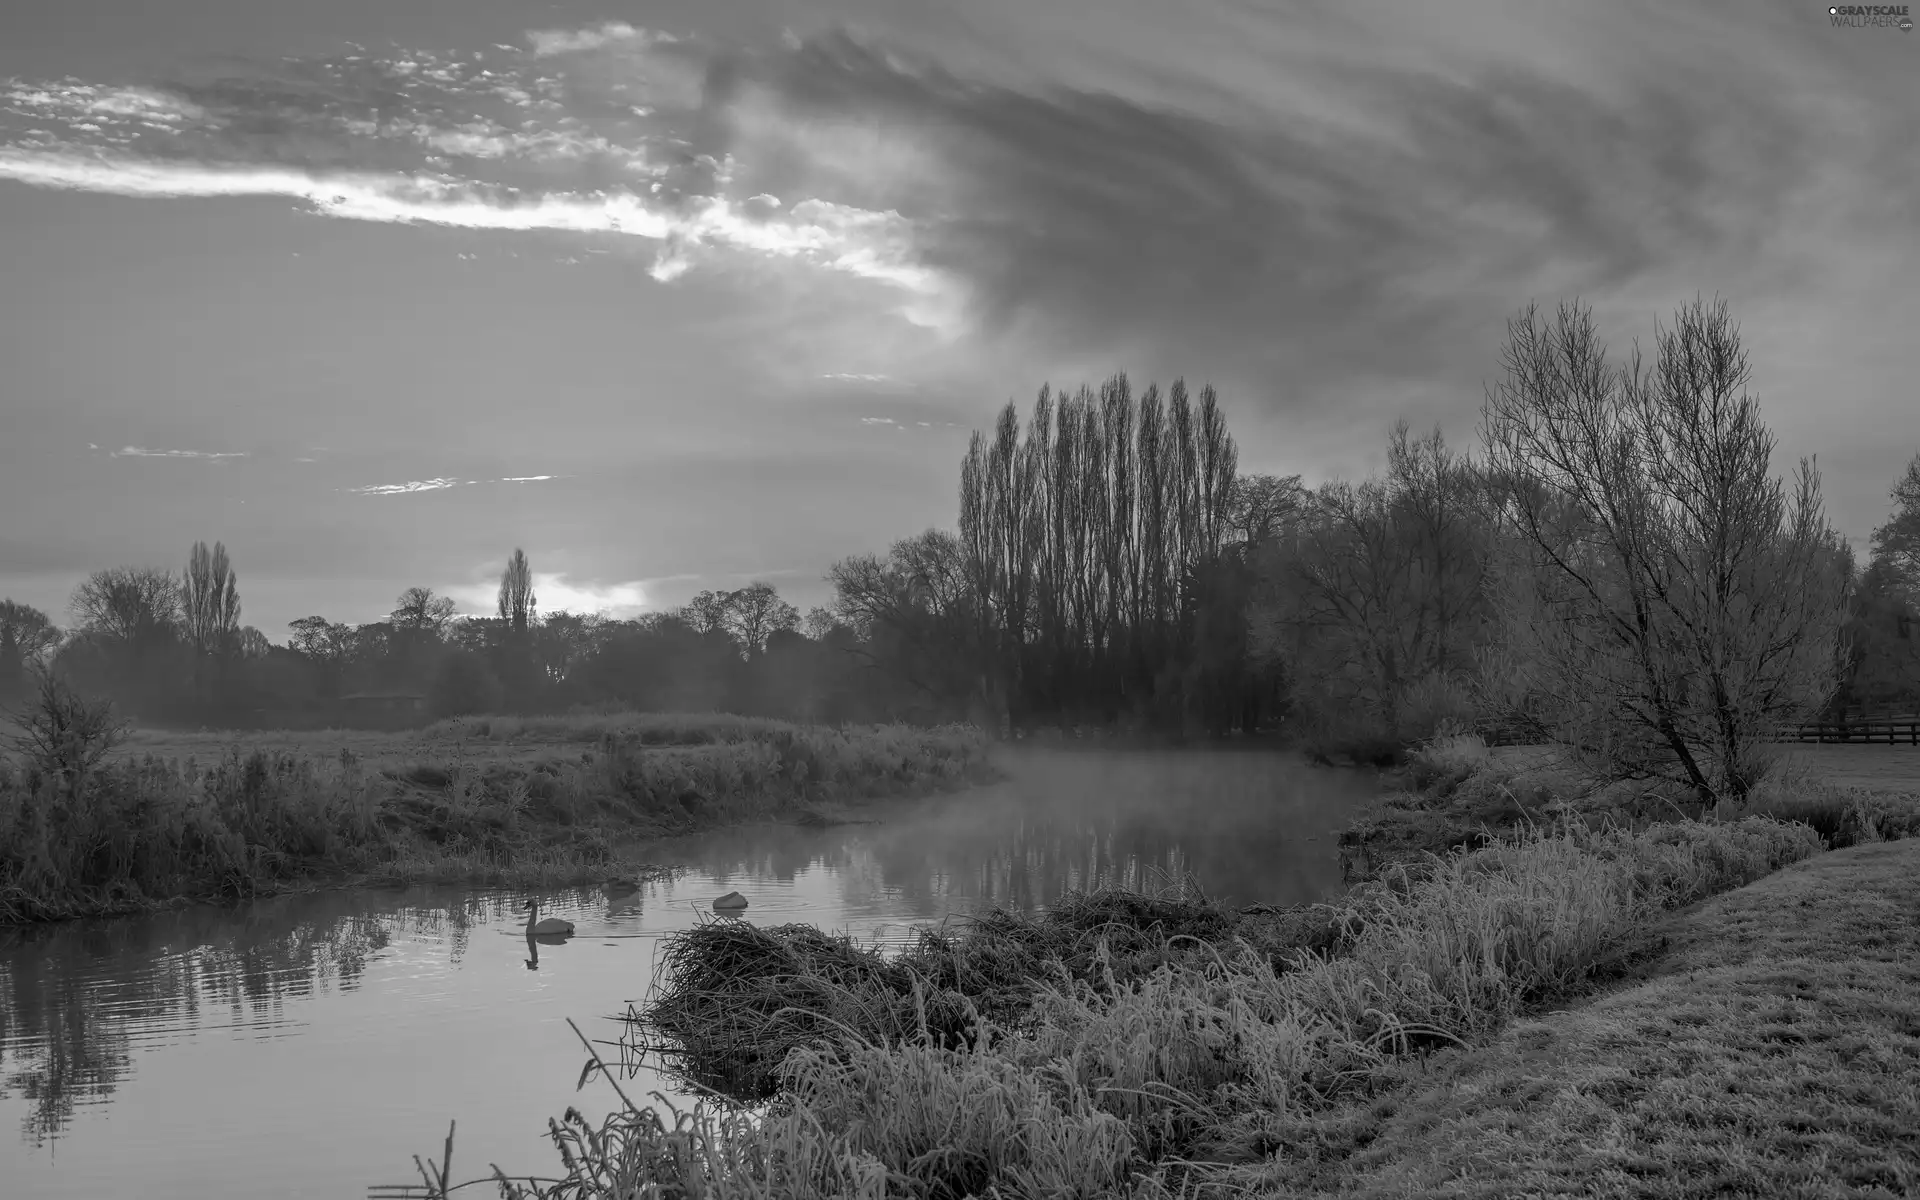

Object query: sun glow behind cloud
[447,572,652,619]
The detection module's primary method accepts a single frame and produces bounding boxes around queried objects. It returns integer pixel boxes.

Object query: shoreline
[0,714,1002,927]
[384,738,1920,1200]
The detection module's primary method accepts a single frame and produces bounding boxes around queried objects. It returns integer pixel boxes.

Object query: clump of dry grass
[632,920,980,1101]
[633,880,1286,1101]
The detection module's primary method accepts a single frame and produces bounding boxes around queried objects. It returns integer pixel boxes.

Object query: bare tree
[496,549,537,633]
[1869,451,1920,605]
[1480,297,1852,805]
[287,615,357,662]
[180,540,242,655]
[535,610,604,684]
[70,567,179,649]
[802,606,840,641]
[722,582,800,659]
[1227,474,1305,549]
[0,601,62,692]
[680,590,733,637]
[390,587,456,637]
[235,626,273,659]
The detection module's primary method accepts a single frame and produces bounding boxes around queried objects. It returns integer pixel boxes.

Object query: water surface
[0,747,1379,1199]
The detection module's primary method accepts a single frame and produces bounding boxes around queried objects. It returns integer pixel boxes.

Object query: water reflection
[0,748,1378,1199]
[0,893,396,1145]
[653,747,1370,919]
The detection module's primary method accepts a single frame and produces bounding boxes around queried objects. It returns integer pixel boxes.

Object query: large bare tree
[1480,297,1851,804]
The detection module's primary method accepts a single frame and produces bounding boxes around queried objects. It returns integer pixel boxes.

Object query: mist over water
[0,748,1380,1200]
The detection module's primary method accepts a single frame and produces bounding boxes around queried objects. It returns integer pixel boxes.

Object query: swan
[525,899,575,936]
[712,891,749,911]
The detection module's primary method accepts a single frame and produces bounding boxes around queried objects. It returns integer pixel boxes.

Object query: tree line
[3,296,1918,801]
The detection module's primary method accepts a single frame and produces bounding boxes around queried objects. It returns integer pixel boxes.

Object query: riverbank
[1271,836,1920,1197]
[0,711,999,925]
[389,790,1905,1199]
[1338,735,1920,883]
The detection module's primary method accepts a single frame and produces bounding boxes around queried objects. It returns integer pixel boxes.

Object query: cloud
[107,445,247,459]
[345,473,567,496]
[350,477,463,495]
[823,372,893,383]
[5,8,1913,437]
[525,22,668,59]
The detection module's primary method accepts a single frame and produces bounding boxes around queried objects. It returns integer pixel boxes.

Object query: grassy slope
[1297,838,1920,1199]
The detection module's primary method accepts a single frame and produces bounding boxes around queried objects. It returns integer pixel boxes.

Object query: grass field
[1487,742,1920,792]
[1773,743,1920,790]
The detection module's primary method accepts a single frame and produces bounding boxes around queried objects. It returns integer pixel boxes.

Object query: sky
[1,0,1915,639]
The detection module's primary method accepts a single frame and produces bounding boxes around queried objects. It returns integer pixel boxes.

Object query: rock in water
[712,891,749,911]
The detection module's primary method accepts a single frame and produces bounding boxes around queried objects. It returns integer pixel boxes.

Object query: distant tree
[287,615,355,662]
[535,610,603,688]
[829,530,979,717]
[680,590,733,637]
[180,540,242,655]
[235,626,273,659]
[1261,423,1494,738]
[1480,297,1852,805]
[496,549,536,633]
[448,615,505,656]
[390,587,456,638]
[721,582,800,659]
[0,601,61,697]
[802,606,841,641]
[1832,453,1920,715]
[1227,473,1305,549]
[1869,451,1920,605]
[70,567,179,648]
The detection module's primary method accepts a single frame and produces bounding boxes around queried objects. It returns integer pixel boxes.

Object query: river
[0,747,1382,1200]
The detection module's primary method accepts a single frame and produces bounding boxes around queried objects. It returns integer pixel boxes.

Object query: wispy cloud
[346,473,568,496]
[107,445,247,459]
[350,477,463,495]
[823,372,893,383]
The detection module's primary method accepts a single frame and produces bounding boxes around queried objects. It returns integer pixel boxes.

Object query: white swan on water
[525,900,575,936]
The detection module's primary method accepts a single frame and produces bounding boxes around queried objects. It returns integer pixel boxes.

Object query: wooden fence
[1783,719,1920,745]
[1470,716,1920,748]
